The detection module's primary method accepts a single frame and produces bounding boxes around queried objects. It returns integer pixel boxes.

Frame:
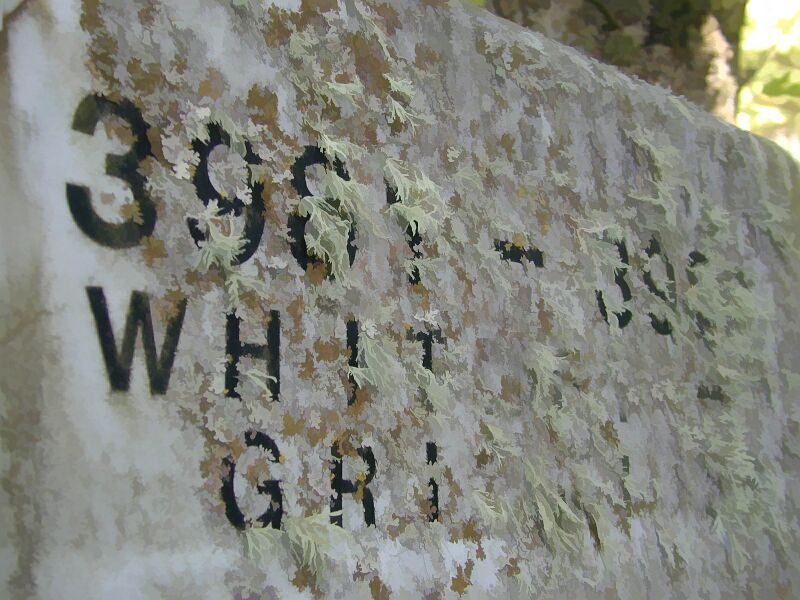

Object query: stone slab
[1,1,799,598]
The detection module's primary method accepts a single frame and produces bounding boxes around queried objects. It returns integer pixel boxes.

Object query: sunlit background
[737,0,800,161]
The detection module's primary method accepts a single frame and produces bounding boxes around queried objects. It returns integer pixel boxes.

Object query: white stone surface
[1,0,798,598]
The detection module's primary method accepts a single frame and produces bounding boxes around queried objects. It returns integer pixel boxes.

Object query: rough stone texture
[1,1,798,598]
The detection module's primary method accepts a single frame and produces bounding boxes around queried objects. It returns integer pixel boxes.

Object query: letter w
[86,287,187,394]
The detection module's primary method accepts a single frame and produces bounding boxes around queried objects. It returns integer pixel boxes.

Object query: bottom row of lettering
[221,434,439,529]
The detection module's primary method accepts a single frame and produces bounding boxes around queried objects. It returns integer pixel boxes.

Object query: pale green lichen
[284,512,356,577]
[244,511,356,582]
[243,368,277,401]
[191,201,266,311]
[384,157,449,240]
[348,326,398,393]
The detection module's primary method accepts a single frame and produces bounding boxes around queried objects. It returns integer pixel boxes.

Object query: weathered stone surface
[1,1,798,598]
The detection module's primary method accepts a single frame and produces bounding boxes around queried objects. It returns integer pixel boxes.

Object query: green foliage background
[737,1,800,161]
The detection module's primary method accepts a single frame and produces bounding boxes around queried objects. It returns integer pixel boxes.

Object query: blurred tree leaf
[763,73,800,98]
